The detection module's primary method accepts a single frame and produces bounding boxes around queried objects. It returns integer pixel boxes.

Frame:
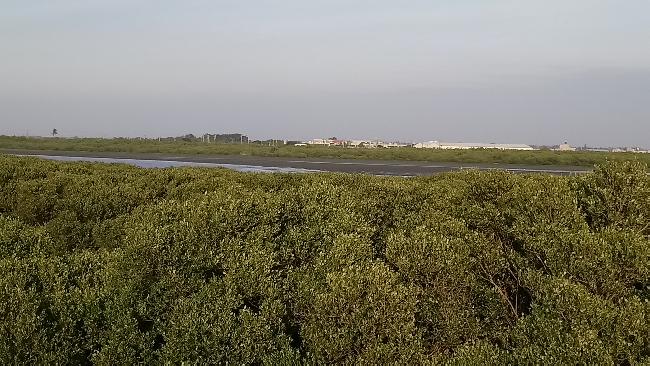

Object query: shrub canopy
[0,155,648,364]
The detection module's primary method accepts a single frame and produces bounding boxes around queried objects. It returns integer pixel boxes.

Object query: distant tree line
[166,133,249,143]
[2,135,650,167]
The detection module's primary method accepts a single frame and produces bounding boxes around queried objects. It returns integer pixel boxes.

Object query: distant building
[307,138,329,145]
[348,140,372,148]
[379,142,409,148]
[558,141,576,152]
[414,141,535,151]
[307,138,346,147]
[414,141,441,149]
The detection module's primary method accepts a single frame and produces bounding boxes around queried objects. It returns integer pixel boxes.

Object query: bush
[0,155,648,364]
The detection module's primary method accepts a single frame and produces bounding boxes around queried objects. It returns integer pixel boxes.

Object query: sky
[1,1,649,146]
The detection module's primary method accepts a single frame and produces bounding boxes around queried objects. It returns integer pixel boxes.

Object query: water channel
[23,155,321,174]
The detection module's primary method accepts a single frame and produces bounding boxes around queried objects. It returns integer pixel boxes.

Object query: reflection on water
[24,155,320,174]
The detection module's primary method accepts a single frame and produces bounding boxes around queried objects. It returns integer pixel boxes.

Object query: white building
[348,140,387,148]
[307,139,330,145]
[414,141,441,149]
[348,140,372,148]
[558,141,576,151]
[379,142,409,148]
[414,141,535,151]
[307,138,347,146]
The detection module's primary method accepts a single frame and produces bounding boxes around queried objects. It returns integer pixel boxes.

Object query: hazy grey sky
[1,1,649,146]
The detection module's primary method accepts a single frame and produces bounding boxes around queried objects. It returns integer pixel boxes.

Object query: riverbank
[1,136,647,167]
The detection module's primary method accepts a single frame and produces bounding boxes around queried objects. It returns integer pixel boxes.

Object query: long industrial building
[414,141,535,151]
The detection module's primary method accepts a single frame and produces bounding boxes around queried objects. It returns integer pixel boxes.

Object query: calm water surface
[25,155,320,174]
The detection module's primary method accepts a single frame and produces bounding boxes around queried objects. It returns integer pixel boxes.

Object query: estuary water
[23,155,320,174]
[9,153,597,176]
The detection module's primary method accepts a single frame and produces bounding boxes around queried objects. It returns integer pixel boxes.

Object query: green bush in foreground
[0,155,648,365]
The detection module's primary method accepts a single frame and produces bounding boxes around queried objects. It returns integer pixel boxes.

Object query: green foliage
[575,160,650,233]
[0,154,648,364]
[510,273,649,364]
[300,262,423,364]
[0,216,52,258]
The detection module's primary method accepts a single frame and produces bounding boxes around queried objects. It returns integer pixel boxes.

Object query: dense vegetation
[0,154,648,364]
[2,135,650,167]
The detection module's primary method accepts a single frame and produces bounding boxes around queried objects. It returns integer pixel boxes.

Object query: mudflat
[2,149,591,176]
